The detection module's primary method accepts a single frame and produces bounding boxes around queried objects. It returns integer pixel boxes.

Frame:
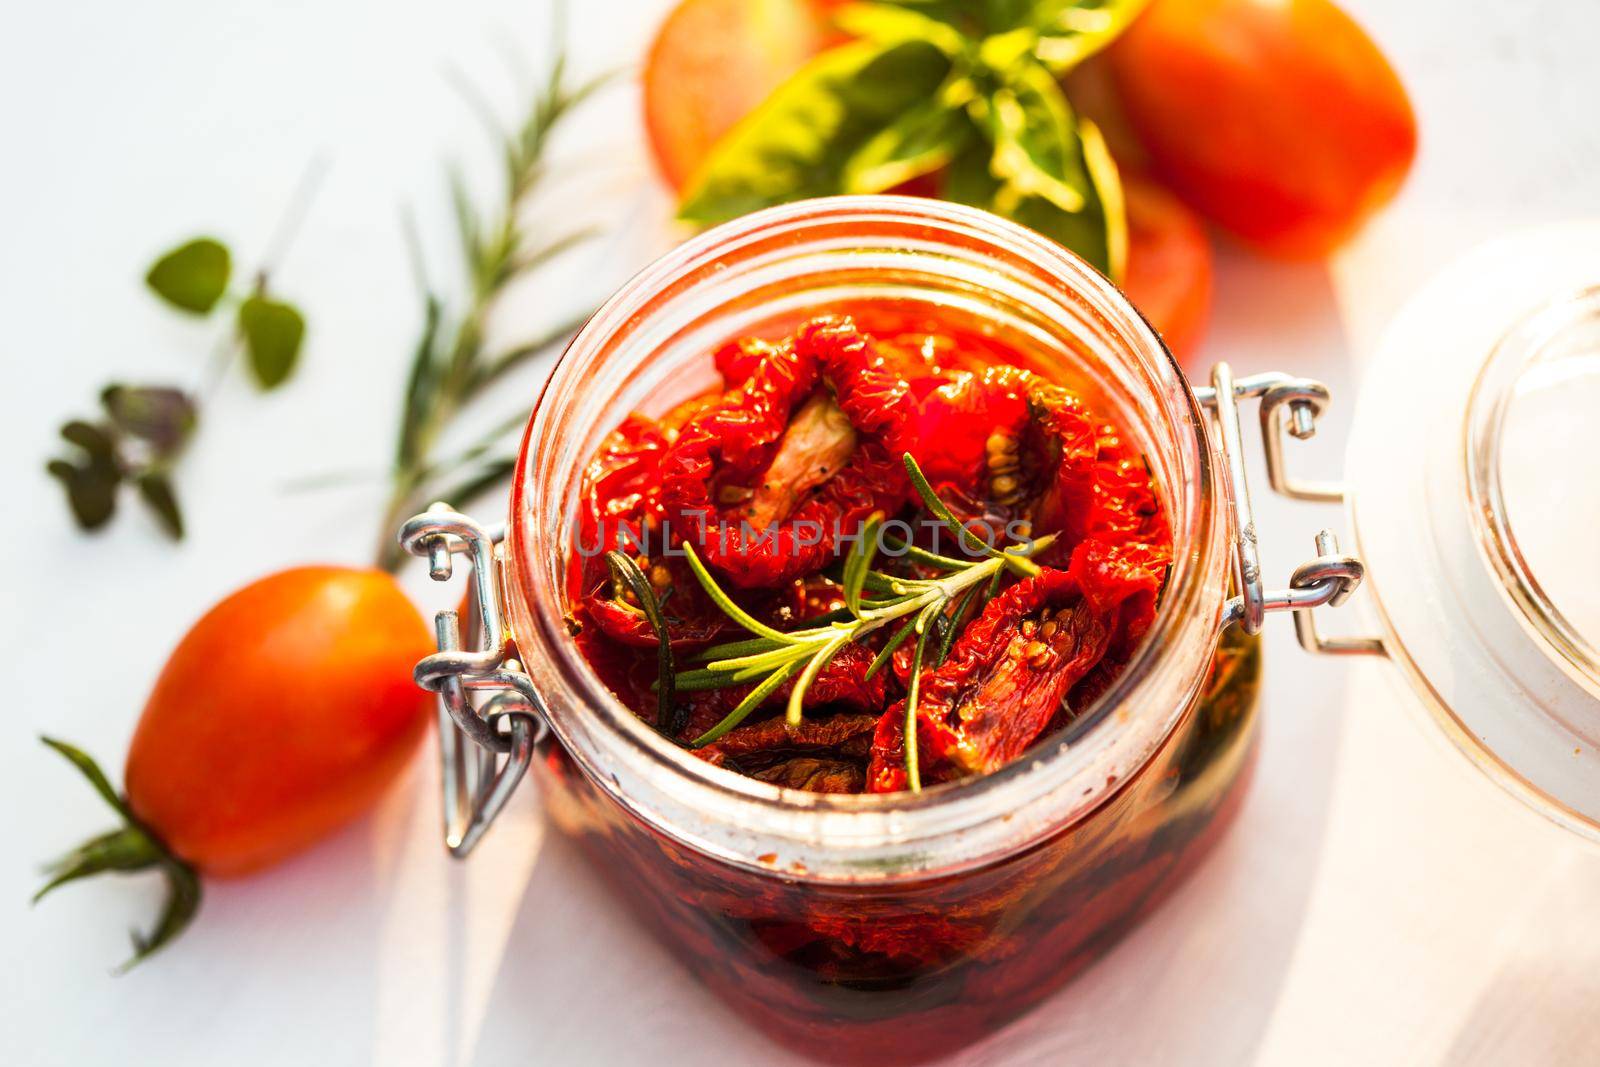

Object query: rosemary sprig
[675,454,1054,791]
[376,32,612,569]
[604,551,681,737]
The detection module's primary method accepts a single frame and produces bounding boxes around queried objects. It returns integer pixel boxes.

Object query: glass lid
[1466,288,1600,692]
[1345,223,1600,839]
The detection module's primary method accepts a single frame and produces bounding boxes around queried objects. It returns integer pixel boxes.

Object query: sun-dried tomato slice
[696,712,878,764]
[866,569,1125,792]
[679,645,888,743]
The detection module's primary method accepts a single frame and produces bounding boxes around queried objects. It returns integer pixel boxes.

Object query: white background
[4,2,1600,1064]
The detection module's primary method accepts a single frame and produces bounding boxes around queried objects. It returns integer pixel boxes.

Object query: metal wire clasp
[1195,365,1383,657]
[399,504,548,856]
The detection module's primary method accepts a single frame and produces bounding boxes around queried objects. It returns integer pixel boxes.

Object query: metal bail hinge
[399,505,548,857]
[1196,365,1384,657]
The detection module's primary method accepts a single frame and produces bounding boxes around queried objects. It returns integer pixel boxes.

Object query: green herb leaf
[936,582,984,665]
[605,551,681,736]
[681,543,796,644]
[679,39,953,226]
[841,89,976,194]
[238,294,306,389]
[843,512,884,617]
[135,471,184,540]
[865,618,917,680]
[833,3,971,53]
[948,69,1125,277]
[145,237,232,314]
[1032,0,1149,73]
[691,659,807,747]
[47,421,123,531]
[903,451,1000,559]
[903,599,942,792]
[101,385,197,457]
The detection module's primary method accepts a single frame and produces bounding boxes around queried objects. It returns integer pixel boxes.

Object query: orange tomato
[1106,0,1416,258]
[1121,172,1214,363]
[643,0,835,191]
[124,566,433,876]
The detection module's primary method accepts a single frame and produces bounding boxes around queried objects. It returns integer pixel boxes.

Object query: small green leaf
[841,88,975,194]
[48,422,123,531]
[865,618,917,680]
[1032,0,1149,73]
[946,66,1125,277]
[101,385,197,456]
[842,512,885,617]
[984,63,1089,215]
[39,738,134,821]
[145,237,231,314]
[60,420,115,459]
[690,659,807,748]
[605,550,680,736]
[903,599,943,792]
[680,544,795,644]
[135,471,184,540]
[833,3,970,53]
[238,295,305,389]
[679,39,954,226]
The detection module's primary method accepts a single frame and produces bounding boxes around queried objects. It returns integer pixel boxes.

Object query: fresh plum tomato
[39,566,432,966]
[643,0,834,191]
[125,566,432,875]
[1106,0,1417,258]
[1121,172,1214,362]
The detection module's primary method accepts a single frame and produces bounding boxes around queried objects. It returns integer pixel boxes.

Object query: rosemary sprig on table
[376,43,611,569]
[673,454,1054,791]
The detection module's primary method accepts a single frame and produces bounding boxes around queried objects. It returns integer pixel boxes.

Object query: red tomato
[124,566,432,876]
[1121,172,1214,363]
[1106,0,1416,258]
[643,0,835,191]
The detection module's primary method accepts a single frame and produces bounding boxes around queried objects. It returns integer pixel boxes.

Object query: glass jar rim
[506,196,1229,876]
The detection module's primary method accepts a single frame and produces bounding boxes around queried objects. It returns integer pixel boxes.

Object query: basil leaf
[145,237,231,314]
[833,3,969,54]
[1032,0,1148,73]
[842,85,975,193]
[679,39,953,226]
[983,61,1091,215]
[950,64,1125,277]
[238,295,306,389]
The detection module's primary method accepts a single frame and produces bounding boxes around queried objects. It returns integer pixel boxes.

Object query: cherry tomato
[1106,0,1416,258]
[1121,172,1214,362]
[643,0,834,191]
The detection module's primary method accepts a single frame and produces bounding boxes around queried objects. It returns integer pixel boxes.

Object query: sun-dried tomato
[572,415,726,649]
[572,313,1178,796]
[679,645,888,743]
[867,569,1119,792]
[1025,382,1171,557]
[748,758,865,794]
[697,713,878,769]
[805,316,1032,497]
[661,329,912,588]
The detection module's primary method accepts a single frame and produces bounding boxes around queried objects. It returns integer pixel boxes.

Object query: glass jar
[401,204,1600,1061]
[492,197,1267,1062]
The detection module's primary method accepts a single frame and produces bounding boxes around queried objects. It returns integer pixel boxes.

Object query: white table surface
[5,2,1600,1064]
